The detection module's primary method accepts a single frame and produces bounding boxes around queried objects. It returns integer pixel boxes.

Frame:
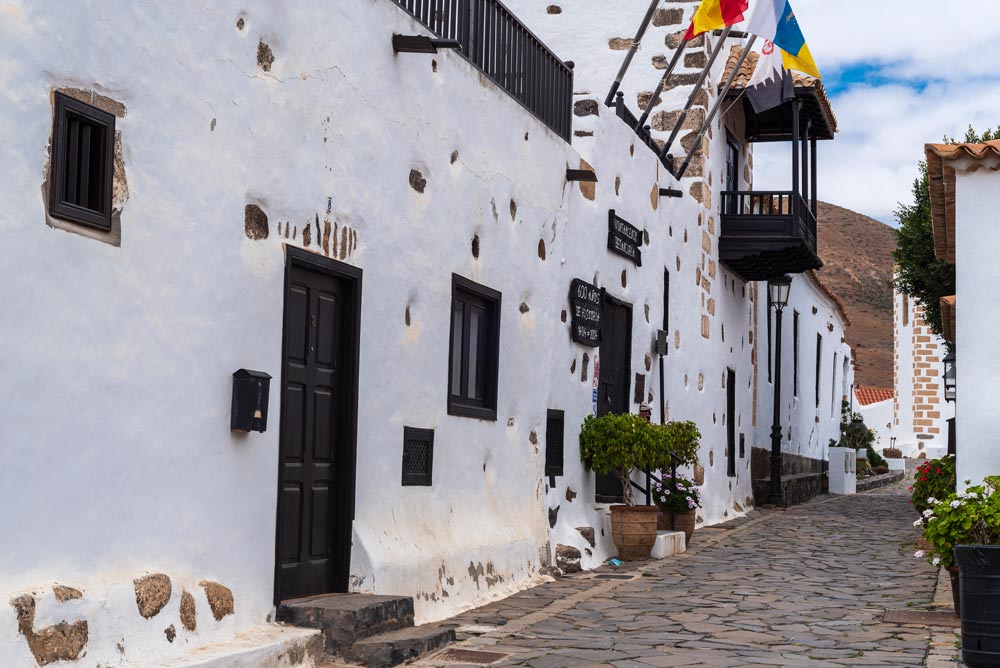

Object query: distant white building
[926,139,1000,488]
[0,1,849,666]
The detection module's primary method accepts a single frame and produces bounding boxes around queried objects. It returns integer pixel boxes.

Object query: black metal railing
[392,0,574,141]
[720,191,817,248]
[629,450,684,531]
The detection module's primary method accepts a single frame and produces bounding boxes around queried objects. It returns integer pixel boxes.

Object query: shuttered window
[448,275,501,420]
[545,409,565,477]
[402,427,434,486]
[50,93,115,230]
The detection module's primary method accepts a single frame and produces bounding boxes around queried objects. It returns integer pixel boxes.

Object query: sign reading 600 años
[569,279,601,347]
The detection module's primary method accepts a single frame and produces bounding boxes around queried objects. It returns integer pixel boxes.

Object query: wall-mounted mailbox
[231,369,272,433]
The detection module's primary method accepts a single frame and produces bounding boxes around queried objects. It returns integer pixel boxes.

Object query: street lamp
[767,275,792,506]
[943,351,956,403]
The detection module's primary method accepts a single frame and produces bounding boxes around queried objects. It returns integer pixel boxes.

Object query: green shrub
[867,446,887,468]
[916,477,1000,570]
[579,414,700,506]
[910,455,957,514]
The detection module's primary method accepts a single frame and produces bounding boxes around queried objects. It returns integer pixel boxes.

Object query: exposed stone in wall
[576,527,596,548]
[577,159,596,201]
[199,581,234,621]
[52,586,82,602]
[651,108,705,133]
[164,625,176,642]
[684,52,707,69]
[652,8,684,26]
[548,506,559,528]
[565,487,577,501]
[608,37,634,50]
[555,545,582,573]
[10,594,89,666]
[689,182,711,207]
[134,574,172,619]
[179,590,197,631]
[257,40,274,71]
[409,169,427,194]
[546,5,562,14]
[666,31,704,49]
[573,99,598,117]
[244,204,269,240]
[537,239,546,260]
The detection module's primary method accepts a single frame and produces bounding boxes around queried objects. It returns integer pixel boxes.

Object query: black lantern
[943,351,956,403]
[231,369,272,432]
[767,275,792,311]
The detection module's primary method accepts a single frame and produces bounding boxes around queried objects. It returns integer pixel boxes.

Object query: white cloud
[748,0,1000,223]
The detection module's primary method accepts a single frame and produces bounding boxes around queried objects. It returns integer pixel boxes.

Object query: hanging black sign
[607,209,642,266]
[569,279,601,347]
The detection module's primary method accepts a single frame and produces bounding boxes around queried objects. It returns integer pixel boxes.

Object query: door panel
[596,297,632,502]
[277,260,357,602]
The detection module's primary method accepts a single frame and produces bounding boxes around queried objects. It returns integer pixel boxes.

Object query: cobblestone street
[423,486,960,668]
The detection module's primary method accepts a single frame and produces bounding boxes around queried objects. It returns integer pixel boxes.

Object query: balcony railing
[719,191,821,280]
[392,0,574,142]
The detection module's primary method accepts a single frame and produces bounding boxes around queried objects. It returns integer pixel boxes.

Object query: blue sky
[749,0,1000,226]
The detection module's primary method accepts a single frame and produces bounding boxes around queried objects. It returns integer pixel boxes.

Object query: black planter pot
[956,545,1000,667]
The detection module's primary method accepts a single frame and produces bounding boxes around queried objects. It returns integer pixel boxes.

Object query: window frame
[792,311,800,398]
[815,333,823,408]
[447,274,501,421]
[50,92,116,231]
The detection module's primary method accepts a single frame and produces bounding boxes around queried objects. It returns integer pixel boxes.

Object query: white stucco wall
[0,0,851,665]
[858,398,895,451]
[955,167,1000,488]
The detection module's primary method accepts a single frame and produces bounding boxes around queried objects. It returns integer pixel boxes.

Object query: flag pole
[634,40,690,132]
[604,0,662,108]
[658,26,733,160]
[676,35,758,179]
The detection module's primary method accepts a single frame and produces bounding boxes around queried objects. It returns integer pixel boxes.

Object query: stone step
[339,625,456,668]
[277,594,416,652]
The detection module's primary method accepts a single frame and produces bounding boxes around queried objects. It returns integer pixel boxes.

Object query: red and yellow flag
[683,0,749,40]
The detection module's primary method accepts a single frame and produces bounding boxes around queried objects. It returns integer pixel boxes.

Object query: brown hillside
[812,202,896,387]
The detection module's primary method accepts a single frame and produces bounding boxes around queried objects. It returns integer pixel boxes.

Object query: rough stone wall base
[126,626,323,668]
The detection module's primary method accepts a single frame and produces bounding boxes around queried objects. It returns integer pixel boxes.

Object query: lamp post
[767,275,792,506]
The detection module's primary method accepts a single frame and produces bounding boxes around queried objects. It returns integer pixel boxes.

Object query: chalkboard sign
[607,209,642,266]
[569,279,601,347]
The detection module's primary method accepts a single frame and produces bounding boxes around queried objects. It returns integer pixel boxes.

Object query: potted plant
[910,455,957,514]
[579,414,697,560]
[916,478,1000,666]
[883,446,905,472]
[651,474,701,543]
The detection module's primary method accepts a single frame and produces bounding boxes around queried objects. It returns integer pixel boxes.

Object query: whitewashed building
[0,1,849,666]
[925,139,999,488]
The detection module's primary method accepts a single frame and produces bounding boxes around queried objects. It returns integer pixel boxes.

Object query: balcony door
[725,134,740,214]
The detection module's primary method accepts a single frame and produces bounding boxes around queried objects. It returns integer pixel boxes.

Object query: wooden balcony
[719,191,822,281]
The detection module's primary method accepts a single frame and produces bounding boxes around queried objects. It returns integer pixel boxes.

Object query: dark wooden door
[596,297,632,502]
[276,258,357,602]
[727,368,736,477]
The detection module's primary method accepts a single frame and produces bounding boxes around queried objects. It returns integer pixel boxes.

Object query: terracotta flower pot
[610,505,659,561]
[658,509,696,544]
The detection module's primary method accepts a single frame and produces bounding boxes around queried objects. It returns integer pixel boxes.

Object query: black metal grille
[50,93,115,231]
[391,0,574,142]
[402,427,434,486]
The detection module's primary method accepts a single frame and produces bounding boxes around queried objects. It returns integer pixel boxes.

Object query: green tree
[892,125,998,339]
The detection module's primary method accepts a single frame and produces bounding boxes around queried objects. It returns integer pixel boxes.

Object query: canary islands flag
[683,0,749,41]
[746,0,821,79]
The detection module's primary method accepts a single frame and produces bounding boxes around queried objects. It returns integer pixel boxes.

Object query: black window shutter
[545,409,565,477]
[50,92,115,231]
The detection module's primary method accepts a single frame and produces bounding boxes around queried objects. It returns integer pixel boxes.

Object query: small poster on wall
[569,278,601,347]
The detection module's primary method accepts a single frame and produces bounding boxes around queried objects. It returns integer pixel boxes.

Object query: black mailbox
[231,369,272,432]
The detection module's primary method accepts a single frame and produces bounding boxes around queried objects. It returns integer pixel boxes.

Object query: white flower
[933,556,941,566]
[660,496,667,502]
[928,517,937,522]
[915,550,926,558]
[922,509,934,518]
[913,518,923,527]
[950,500,962,508]
[927,497,939,505]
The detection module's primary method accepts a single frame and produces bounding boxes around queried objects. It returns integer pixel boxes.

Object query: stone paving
[421,485,963,668]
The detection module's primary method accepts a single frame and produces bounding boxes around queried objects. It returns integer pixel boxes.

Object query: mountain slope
[812,202,896,387]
